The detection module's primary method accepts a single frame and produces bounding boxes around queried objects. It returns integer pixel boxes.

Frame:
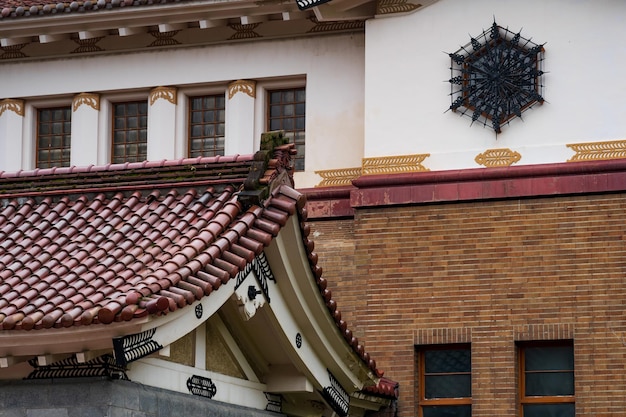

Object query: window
[417,345,471,417]
[37,107,71,168]
[112,101,148,163]
[519,341,574,417]
[188,94,226,158]
[268,87,305,171]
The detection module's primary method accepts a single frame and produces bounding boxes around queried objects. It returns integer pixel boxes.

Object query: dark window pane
[187,94,225,157]
[526,372,574,396]
[525,346,574,371]
[112,101,148,163]
[37,106,71,168]
[422,405,471,417]
[268,87,305,171]
[425,375,471,398]
[523,403,575,417]
[425,349,471,373]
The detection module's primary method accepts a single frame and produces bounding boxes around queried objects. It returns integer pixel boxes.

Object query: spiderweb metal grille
[447,21,545,134]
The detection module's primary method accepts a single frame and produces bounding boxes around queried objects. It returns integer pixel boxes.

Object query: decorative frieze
[26,354,127,380]
[308,17,365,33]
[362,154,430,175]
[228,80,256,100]
[0,43,28,59]
[474,148,521,167]
[112,328,163,366]
[228,23,262,40]
[72,93,100,112]
[148,30,181,47]
[315,167,362,187]
[376,0,422,15]
[567,139,626,162]
[0,99,25,117]
[71,37,104,54]
[149,86,178,106]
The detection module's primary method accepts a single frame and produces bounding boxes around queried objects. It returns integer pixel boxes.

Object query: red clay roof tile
[0,146,393,393]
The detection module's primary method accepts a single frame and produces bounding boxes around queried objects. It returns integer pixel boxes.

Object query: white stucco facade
[1,0,625,188]
[364,0,626,170]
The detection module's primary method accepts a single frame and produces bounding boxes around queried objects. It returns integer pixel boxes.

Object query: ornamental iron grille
[447,21,545,134]
[235,252,275,303]
[187,374,217,399]
[26,354,128,380]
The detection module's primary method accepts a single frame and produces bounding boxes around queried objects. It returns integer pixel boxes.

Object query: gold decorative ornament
[228,80,257,100]
[149,86,177,106]
[72,93,100,112]
[474,148,521,167]
[566,140,626,162]
[315,167,362,187]
[0,99,25,117]
[376,0,422,15]
[362,154,430,175]
[307,17,365,33]
[228,24,262,40]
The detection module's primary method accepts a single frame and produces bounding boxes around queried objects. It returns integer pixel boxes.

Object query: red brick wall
[310,193,626,417]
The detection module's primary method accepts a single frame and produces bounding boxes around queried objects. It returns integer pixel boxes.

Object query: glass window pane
[422,405,472,417]
[270,105,281,117]
[525,346,574,371]
[191,125,203,138]
[526,372,574,396]
[523,403,575,417]
[191,111,203,124]
[425,375,471,398]
[425,349,471,373]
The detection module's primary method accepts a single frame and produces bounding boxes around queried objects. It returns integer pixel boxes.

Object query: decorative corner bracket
[112,328,163,366]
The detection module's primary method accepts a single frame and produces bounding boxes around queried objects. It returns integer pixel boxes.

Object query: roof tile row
[0,145,387,384]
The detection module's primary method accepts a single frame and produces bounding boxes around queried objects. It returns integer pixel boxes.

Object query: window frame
[35,105,72,169]
[187,92,227,158]
[518,340,575,417]
[110,99,149,164]
[266,86,306,171]
[416,344,472,417]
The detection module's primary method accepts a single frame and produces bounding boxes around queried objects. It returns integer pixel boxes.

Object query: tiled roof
[0,144,389,386]
[0,0,179,20]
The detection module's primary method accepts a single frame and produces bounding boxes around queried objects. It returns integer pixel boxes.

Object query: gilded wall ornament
[447,21,545,134]
[567,140,626,162]
[315,167,362,187]
[149,86,177,106]
[0,99,25,117]
[228,80,256,100]
[72,93,100,112]
[474,148,521,167]
[362,154,430,175]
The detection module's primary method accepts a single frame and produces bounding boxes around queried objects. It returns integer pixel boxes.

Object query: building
[0,137,398,416]
[2,0,626,416]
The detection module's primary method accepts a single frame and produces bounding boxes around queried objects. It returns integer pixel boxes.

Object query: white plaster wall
[365,0,626,170]
[0,33,366,188]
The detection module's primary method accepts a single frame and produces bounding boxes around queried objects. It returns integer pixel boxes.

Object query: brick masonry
[309,192,626,417]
